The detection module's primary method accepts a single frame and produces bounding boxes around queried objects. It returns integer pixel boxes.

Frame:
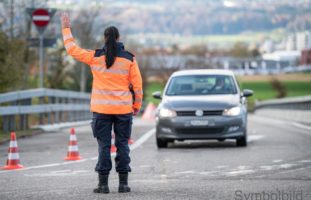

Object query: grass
[282,82,311,97]
[144,82,165,105]
[239,80,311,110]
[145,74,311,111]
[239,81,277,100]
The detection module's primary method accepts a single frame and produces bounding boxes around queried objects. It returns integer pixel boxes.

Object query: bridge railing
[0,88,91,132]
[254,95,311,124]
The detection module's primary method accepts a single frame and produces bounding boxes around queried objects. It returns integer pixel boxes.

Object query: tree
[0,31,27,93]
[228,42,250,58]
[228,42,261,58]
[71,9,101,92]
[46,44,73,89]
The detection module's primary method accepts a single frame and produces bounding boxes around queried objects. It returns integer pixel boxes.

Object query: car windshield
[166,75,238,96]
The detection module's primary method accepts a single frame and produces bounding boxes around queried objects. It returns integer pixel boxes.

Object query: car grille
[175,128,225,134]
[176,110,223,116]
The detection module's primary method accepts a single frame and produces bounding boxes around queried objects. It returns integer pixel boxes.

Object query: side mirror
[152,91,162,99]
[242,89,254,97]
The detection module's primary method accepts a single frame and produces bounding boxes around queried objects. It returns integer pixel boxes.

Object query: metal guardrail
[0,88,91,132]
[254,95,311,124]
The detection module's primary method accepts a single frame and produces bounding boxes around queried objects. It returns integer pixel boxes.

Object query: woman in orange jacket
[61,13,143,194]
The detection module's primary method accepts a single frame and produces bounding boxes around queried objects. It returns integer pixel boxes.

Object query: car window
[166,75,237,96]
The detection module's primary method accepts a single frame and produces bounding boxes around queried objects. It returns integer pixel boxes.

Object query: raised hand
[61,12,71,29]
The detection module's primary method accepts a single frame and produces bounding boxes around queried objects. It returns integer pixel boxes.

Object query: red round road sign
[32,9,50,27]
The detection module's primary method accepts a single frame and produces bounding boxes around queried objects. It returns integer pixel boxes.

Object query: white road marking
[250,130,257,134]
[24,170,90,177]
[129,128,155,150]
[277,165,311,174]
[225,169,254,176]
[247,135,264,142]
[273,159,283,163]
[199,171,218,176]
[175,170,195,174]
[260,165,280,171]
[0,128,156,174]
[279,163,297,169]
[215,165,228,169]
[298,160,311,163]
[259,163,298,171]
[237,166,249,170]
[139,165,152,168]
[160,174,168,179]
[292,122,311,131]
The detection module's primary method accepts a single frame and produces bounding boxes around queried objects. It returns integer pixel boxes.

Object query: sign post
[31,8,56,88]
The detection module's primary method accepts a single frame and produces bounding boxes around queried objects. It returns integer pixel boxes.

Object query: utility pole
[39,33,44,88]
[23,0,35,89]
[10,0,14,40]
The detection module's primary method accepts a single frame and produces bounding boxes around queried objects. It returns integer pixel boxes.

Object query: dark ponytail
[104,26,120,68]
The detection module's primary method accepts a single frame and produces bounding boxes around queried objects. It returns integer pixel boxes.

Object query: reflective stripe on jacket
[62,28,143,114]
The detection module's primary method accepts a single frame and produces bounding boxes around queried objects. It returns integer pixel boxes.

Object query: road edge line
[0,128,156,174]
[291,122,311,131]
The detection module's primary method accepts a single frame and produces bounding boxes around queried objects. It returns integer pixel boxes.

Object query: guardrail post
[9,100,17,131]
[47,97,52,124]
[3,116,9,133]
[8,115,15,132]
[59,97,64,122]
[19,98,31,130]
[54,97,59,124]
[39,97,44,125]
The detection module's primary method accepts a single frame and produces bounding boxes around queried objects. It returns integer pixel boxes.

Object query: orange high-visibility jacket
[62,28,143,114]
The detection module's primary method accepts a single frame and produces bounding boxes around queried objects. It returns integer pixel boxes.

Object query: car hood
[162,94,240,110]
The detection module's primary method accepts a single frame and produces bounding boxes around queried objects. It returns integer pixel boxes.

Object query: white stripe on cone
[8,153,20,160]
[32,16,50,21]
[68,146,78,152]
[9,141,18,148]
[70,135,77,141]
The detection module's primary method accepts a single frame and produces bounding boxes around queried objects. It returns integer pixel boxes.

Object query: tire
[236,136,247,147]
[156,138,168,148]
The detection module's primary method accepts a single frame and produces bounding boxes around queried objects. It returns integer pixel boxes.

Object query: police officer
[61,13,143,193]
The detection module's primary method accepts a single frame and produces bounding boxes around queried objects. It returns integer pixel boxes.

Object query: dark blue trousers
[91,112,132,175]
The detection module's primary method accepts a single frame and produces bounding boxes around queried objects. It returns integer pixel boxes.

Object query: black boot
[93,174,110,193]
[118,173,131,193]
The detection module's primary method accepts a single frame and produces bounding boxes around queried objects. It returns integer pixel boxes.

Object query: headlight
[159,108,177,118]
[223,106,241,116]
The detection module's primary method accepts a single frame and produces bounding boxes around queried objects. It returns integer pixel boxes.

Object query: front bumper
[156,115,246,140]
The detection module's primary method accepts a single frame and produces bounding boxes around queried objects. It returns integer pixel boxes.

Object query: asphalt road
[0,115,310,200]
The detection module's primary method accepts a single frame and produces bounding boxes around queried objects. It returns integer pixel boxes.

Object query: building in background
[300,50,311,65]
[286,34,296,51]
[285,31,311,51]
[296,31,310,51]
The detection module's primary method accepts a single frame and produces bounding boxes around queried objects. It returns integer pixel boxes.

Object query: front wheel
[236,136,247,147]
[156,138,168,148]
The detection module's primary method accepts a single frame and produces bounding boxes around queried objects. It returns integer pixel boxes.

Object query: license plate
[190,120,208,126]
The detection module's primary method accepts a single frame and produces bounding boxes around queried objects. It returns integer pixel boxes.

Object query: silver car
[152,69,253,148]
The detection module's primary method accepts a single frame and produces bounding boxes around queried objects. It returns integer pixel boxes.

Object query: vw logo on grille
[195,110,204,116]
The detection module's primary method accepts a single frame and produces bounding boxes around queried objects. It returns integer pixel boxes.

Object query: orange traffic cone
[111,132,117,153]
[142,102,156,120]
[64,128,82,161]
[1,132,24,170]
